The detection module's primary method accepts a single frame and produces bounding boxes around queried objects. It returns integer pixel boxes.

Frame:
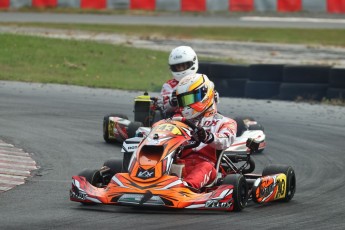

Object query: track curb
[0,140,38,193]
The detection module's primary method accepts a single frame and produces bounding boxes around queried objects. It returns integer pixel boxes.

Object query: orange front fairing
[70,174,235,211]
[128,120,192,183]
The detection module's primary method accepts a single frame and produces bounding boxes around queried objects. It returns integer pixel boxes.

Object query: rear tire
[233,116,255,137]
[262,164,296,202]
[103,114,129,143]
[222,174,248,211]
[127,121,143,138]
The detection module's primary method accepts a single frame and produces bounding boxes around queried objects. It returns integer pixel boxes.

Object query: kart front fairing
[70,173,236,211]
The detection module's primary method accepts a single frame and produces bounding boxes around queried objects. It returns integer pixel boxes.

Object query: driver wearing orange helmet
[175,73,237,190]
[161,46,219,117]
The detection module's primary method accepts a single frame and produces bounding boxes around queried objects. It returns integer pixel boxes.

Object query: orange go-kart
[70,117,295,212]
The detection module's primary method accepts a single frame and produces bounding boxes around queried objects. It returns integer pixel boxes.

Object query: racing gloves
[192,127,214,144]
[169,90,178,107]
[246,138,260,152]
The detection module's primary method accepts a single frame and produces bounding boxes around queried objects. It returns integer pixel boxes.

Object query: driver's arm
[208,118,237,150]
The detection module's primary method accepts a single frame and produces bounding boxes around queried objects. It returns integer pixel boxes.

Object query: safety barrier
[199,62,345,101]
[0,0,344,13]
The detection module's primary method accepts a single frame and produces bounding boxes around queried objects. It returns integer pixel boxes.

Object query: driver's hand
[169,90,178,107]
[246,138,260,152]
[193,127,214,144]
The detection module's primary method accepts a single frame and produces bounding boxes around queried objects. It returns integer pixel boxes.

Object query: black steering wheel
[171,117,201,149]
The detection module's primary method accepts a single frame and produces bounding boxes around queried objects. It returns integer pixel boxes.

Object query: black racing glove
[246,138,260,152]
[192,127,214,144]
[169,90,178,107]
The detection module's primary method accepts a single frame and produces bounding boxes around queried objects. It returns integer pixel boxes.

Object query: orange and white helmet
[168,46,198,81]
[176,74,215,120]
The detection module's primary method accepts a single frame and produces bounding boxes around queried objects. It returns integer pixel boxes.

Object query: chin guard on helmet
[168,46,199,81]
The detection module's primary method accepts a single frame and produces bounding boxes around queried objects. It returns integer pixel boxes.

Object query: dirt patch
[1,25,345,67]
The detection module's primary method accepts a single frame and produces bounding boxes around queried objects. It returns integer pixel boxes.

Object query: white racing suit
[160,78,179,114]
[179,107,237,189]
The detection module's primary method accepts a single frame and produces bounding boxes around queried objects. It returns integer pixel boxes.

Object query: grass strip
[1,22,345,47]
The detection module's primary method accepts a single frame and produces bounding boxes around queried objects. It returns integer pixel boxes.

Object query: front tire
[233,116,255,137]
[78,169,101,185]
[103,158,124,175]
[262,164,296,202]
[77,169,102,205]
[222,174,248,211]
[127,121,144,138]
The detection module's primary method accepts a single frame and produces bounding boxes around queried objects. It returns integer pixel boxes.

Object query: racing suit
[160,78,179,115]
[180,107,237,189]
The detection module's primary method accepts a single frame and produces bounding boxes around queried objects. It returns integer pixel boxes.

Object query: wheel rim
[239,181,247,207]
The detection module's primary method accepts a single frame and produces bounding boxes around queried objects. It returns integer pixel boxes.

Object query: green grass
[2,22,345,47]
[0,33,232,91]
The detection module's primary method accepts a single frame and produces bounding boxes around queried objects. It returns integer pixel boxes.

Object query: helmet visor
[170,61,193,72]
[177,87,206,107]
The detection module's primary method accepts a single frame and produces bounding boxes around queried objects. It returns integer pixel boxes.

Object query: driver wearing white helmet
[161,46,199,115]
[175,73,236,190]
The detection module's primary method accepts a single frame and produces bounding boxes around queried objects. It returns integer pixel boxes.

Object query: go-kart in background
[1,0,345,14]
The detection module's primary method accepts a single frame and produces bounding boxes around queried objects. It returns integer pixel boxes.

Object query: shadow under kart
[103,93,266,155]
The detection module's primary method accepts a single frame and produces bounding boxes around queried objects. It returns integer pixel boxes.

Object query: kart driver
[175,73,237,190]
[161,46,200,116]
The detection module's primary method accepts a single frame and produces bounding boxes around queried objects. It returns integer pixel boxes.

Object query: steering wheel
[171,117,201,149]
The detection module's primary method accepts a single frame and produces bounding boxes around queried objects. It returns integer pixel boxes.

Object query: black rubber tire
[103,114,129,143]
[245,81,281,99]
[248,123,264,132]
[242,157,256,174]
[279,83,328,101]
[78,169,102,186]
[282,65,331,84]
[152,110,164,125]
[221,174,248,211]
[329,68,345,88]
[262,164,296,202]
[77,169,102,205]
[326,88,345,99]
[249,64,284,82]
[127,121,143,138]
[103,158,124,175]
[209,63,249,79]
[198,61,212,77]
[233,116,255,137]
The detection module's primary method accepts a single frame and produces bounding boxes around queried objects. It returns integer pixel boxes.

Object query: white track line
[241,16,345,24]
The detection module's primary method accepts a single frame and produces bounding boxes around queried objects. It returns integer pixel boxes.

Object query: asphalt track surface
[0,81,345,229]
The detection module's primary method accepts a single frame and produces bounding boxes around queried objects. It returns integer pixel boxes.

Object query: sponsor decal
[203,120,219,127]
[70,189,86,200]
[255,174,287,203]
[274,174,287,199]
[136,167,155,179]
[205,199,232,209]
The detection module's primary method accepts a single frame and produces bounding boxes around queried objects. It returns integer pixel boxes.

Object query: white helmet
[168,46,198,81]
